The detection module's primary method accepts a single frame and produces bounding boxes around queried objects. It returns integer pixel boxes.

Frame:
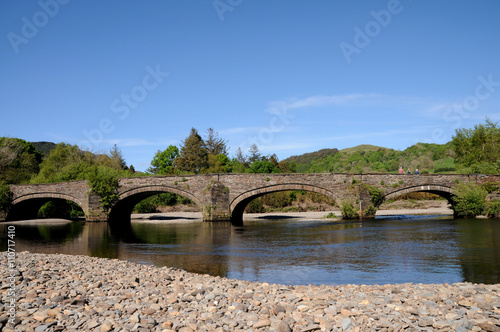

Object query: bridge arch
[7,193,86,221]
[230,183,342,222]
[382,184,455,207]
[108,185,203,222]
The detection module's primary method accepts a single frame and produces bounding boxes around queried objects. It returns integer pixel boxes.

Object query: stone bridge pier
[2,173,500,223]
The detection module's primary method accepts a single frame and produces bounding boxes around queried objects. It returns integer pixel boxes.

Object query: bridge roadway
[2,173,499,223]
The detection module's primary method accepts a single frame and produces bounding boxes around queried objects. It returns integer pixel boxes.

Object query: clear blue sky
[1,1,499,171]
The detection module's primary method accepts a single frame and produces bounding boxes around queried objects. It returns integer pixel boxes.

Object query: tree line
[147,128,296,175]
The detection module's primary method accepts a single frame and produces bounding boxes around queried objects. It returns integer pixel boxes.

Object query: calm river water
[1,215,499,285]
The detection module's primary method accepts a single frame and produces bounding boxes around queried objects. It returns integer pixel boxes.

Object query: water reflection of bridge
[2,217,499,284]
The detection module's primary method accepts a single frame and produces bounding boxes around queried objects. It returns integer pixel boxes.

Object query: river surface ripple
[1,215,499,285]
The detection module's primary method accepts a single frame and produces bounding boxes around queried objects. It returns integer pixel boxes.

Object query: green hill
[340,144,387,154]
[285,142,456,174]
[31,141,56,156]
[286,148,339,165]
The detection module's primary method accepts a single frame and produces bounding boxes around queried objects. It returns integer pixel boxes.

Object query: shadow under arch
[230,183,342,223]
[382,184,455,208]
[7,193,86,221]
[108,185,203,224]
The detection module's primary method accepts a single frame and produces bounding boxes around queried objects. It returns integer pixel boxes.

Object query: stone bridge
[2,173,500,223]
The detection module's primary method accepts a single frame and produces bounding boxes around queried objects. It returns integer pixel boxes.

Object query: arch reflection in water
[1,216,499,285]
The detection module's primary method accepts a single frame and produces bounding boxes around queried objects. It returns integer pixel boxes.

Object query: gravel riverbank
[130,201,454,222]
[2,252,500,331]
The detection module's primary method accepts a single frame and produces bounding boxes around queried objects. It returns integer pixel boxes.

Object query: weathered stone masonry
[3,173,500,222]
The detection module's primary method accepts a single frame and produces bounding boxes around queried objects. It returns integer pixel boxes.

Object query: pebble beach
[2,252,500,331]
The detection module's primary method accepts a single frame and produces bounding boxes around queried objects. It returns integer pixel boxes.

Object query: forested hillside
[286,142,456,174]
[31,141,57,156]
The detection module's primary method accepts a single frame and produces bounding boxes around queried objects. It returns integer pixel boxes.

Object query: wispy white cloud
[420,102,453,116]
[266,93,383,113]
[264,93,444,116]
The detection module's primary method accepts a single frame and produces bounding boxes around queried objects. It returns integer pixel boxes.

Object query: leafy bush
[132,193,194,213]
[245,198,264,213]
[87,166,120,211]
[0,181,13,212]
[248,160,281,173]
[452,119,500,173]
[0,137,42,184]
[364,204,377,217]
[433,167,456,173]
[400,192,443,200]
[486,201,500,218]
[37,200,84,219]
[262,192,291,209]
[482,182,500,193]
[134,199,158,213]
[451,182,488,218]
[364,185,384,206]
[340,200,359,219]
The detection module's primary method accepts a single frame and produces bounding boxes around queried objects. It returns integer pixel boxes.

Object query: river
[1,215,499,285]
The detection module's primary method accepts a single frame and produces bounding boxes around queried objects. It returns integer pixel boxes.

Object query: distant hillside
[31,141,56,156]
[286,142,456,174]
[285,148,339,165]
[340,144,388,153]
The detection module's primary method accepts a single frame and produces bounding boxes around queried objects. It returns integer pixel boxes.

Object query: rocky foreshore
[1,252,500,332]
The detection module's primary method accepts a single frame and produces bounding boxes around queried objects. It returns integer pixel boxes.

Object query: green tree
[278,160,297,173]
[32,143,129,183]
[109,144,127,170]
[32,143,90,183]
[149,145,179,174]
[248,160,281,173]
[173,128,208,174]
[452,118,500,173]
[235,147,248,167]
[248,144,262,163]
[268,154,279,168]
[204,128,228,156]
[0,137,42,183]
[205,154,232,173]
[229,158,247,173]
